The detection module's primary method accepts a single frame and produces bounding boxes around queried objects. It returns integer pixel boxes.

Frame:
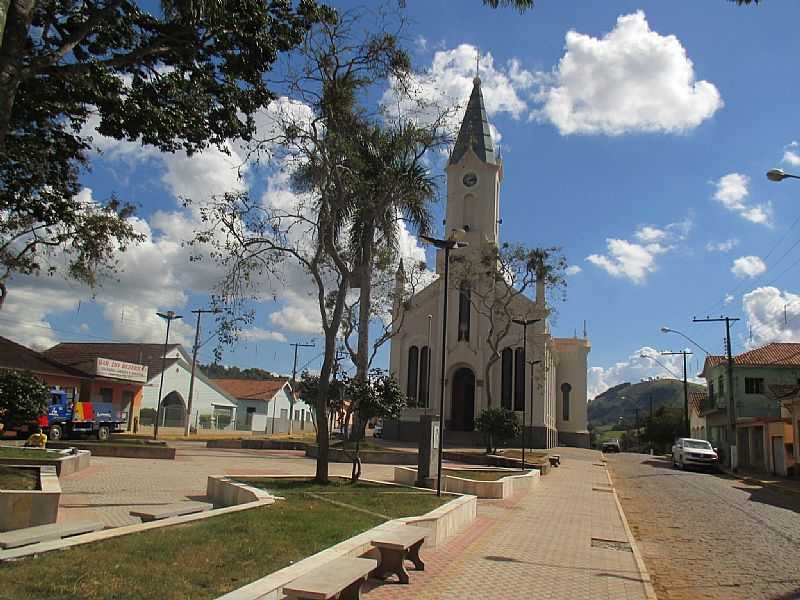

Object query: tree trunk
[348,221,374,447]
[0,0,36,149]
[483,354,498,408]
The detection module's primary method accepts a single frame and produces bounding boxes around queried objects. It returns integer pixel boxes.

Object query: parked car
[601,439,621,453]
[672,438,719,470]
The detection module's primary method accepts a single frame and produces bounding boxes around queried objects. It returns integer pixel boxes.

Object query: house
[45,343,237,432]
[387,75,590,449]
[699,342,798,474]
[0,336,145,430]
[688,390,707,441]
[211,378,315,434]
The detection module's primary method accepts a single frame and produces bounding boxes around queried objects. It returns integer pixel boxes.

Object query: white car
[672,438,719,470]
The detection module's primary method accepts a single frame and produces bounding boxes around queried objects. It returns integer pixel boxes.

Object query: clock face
[462,172,478,187]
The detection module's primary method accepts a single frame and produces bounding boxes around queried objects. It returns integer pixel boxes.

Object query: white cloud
[240,328,288,343]
[706,239,739,252]
[588,346,699,399]
[537,11,722,136]
[783,141,800,167]
[586,218,690,284]
[724,293,735,306]
[565,265,582,276]
[743,286,800,347]
[731,255,766,279]
[712,173,773,226]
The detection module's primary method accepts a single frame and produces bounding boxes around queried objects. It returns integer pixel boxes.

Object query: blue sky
[5,1,800,397]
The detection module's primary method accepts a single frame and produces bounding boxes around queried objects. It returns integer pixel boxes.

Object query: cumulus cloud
[783,141,800,167]
[706,239,739,252]
[724,293,735,306]
[743,286,800,347]
[565,265,582,276]
[536,11,722,136]
[712,173,773,226]
[240,328,288,343]
[586,219,690,284]
[588,346,699,399]
[731,255,766,279]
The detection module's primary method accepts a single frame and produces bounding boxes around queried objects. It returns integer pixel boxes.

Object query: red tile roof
[700,342,800,378]
[688,390,707,415]
[211,378,290,402]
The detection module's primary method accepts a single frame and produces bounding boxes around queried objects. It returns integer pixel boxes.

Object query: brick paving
[365,447,649,600]
[609,453,800,600]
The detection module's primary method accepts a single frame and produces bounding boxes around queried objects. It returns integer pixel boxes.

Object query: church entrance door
[451,368,475,431]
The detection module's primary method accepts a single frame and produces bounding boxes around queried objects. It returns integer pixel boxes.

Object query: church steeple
[449,77,496,166]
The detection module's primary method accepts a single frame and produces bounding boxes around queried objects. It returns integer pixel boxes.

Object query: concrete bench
[283,556,377,600]
[129,501,212,522]
[0,520,104,549]
[548,455,561,467]
[370,524,428,584]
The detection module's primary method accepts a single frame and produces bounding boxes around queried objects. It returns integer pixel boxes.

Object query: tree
[342,369,406,481]
[475,407,520,455]
[642,406,684,453]
[0,369,50,430]
[296,370,343,431]
[0,0,329,306]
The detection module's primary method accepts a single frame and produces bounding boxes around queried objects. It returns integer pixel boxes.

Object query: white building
[211,378,315,434]
[386,76,591,449]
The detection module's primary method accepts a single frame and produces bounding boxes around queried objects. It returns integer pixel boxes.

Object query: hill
[588,379,706,428]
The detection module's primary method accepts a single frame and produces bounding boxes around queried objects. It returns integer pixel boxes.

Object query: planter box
[47,441,175,460]
[0,449,90,476]
[207,439,311,451]
[215,477,476,600]
[206,477,276,507]
[305,445,417,465]
[394,466,540,500]
[0,466,61,532]
[443,450,552,475]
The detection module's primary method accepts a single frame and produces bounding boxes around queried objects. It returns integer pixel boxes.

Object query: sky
[5,0,800,398]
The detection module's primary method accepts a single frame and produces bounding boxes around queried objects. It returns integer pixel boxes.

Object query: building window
[709,381,715,407]
[418,346,430,408]
[406,346,419,406]
[718,375,725,401]
[744,377,765,394]
[501,348,513,410]
[458,283,471,342]
[561,383,572,421]
[514,348,525,411]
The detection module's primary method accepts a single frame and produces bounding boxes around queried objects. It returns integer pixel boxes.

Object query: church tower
[439,76,503,273]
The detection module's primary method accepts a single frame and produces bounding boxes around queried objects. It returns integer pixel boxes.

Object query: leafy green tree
[642,406,684,453]
[475,407,520,454]
[0,369,50,429]
[0,0,329,306]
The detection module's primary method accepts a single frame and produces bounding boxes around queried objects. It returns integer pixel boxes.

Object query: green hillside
[588,379,706,428]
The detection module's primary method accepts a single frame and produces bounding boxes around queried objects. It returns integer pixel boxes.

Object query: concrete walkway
[365,448,651,600]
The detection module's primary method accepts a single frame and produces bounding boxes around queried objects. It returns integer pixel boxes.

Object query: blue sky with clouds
[5,1,800,397]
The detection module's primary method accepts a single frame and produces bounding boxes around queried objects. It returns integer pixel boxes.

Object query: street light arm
[661,327,711,356]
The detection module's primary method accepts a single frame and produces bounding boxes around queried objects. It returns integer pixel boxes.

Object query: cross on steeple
[476,46,480,79]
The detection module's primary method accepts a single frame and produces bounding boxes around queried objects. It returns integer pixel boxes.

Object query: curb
[605,467,658,600]
[719,467,800,496]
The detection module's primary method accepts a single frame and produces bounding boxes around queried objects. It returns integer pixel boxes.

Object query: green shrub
[475,407,520,454]
[0,370,50,429]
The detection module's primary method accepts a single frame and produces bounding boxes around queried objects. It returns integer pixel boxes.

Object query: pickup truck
[36,390,127,441]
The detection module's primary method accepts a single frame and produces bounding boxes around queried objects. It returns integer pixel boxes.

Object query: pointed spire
[449,76,496,166]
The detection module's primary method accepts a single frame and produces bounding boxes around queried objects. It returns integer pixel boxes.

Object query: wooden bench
[129,501,212,522]
[370,524,428,584]
[283,556,377,600]
[0,520,104,549]
[548,454,561,467]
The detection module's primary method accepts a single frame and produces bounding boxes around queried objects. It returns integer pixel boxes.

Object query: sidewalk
[364,448,652,600]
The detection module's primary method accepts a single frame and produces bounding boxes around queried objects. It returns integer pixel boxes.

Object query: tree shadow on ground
[770,587,800,600]
[730,482,800,515]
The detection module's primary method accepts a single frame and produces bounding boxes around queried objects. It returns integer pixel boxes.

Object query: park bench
[370,524,428,584]
[283,556,377,600]
[129,501,212,522]
[548,454,561,467]
[0,520,104,549]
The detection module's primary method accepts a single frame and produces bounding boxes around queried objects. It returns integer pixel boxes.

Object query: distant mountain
[588,379,706,428]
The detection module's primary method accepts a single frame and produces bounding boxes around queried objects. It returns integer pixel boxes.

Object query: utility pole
[662,350,692,438]
[693,316,740,468]
[289,341,314,435]
[185,308,221,437]
[154,310,183,440]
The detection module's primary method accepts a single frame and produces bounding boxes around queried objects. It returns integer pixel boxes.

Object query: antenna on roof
[583,320,587,338]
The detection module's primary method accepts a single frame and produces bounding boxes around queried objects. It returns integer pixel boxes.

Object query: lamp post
[767,168,800,182]
[512,317,542,470]
[420,229,468,497]
[154,310,183,440]
[525,359,542,470]
[660,326,712,356]
[425,314,433,412]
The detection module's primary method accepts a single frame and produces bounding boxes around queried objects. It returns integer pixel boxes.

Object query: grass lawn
[444,469,528,481]
[0,445,54,459]
[0,465,39,490]
[0,479,449,600]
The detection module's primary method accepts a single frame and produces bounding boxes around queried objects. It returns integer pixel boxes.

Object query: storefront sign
[95,357,148,383]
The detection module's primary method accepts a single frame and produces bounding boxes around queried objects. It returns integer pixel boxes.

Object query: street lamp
[660,326,711,356]
[420,229,468,497]
[512,317,542,470]
[525,359,542,470]
[154,310,183,440]
[767,168,800,182]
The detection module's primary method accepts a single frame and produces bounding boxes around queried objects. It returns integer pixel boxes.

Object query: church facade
[386,76,590,449]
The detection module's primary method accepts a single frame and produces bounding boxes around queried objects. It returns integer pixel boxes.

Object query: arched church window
[501,348,513,410]
[514,348,525,411]
[561,382,572,421]
[418,346,430,408]
[458,282,471,342]
[407,346,419,406]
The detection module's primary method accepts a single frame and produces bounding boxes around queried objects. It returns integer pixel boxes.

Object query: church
[385,75,591,449]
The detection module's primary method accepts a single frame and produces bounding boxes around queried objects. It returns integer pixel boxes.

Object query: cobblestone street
[608,453,800,600]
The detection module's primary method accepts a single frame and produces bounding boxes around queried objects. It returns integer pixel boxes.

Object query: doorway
[451,368,475,431]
